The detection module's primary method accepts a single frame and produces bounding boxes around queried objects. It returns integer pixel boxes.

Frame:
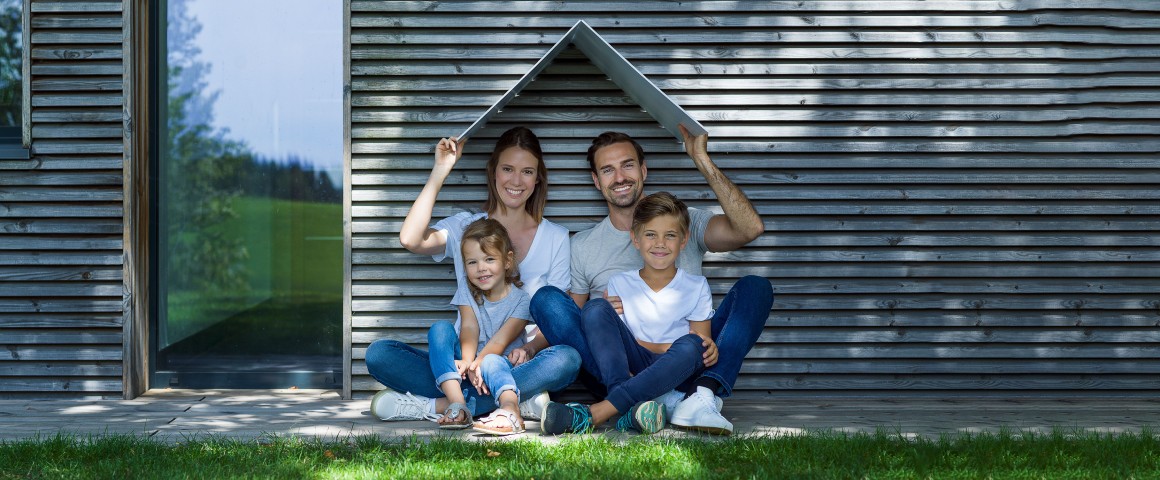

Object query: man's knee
[579,298,616,331]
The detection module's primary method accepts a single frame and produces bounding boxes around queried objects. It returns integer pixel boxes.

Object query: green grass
[2,429,1158,479]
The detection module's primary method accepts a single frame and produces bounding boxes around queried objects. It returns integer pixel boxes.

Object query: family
[365,125,774,436]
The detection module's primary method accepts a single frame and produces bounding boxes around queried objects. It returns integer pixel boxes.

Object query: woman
[365,127,579,430]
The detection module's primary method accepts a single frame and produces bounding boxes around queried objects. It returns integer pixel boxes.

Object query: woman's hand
[434,137,465,173]
[468,358,487,395]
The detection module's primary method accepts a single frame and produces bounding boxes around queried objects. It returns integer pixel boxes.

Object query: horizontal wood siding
[350,1,1160,395]
[0,0,124,397]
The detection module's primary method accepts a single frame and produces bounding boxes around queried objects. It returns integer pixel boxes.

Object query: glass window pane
[0,0,21,128]
[153,0,342,388]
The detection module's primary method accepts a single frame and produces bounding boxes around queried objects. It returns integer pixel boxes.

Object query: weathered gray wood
[353,30,1160,46]
[0,266,122,281]
[0,252,123,266]
[31,14,122,28]
[350,1,1160,14]
[0,314,123,328]
[356,13,1160,29]
[0,345,121,361]
[30,2,121,13]
[0,155,122,169]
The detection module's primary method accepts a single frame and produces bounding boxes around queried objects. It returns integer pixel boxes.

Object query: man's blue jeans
[365,321,581,416]
[581,298,705,413]
[531,275,774,398]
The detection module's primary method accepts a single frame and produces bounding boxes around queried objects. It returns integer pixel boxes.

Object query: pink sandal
[472,409,525,436]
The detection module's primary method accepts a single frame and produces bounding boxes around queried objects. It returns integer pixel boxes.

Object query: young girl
[540,192,716,435]
[370,218,553,435]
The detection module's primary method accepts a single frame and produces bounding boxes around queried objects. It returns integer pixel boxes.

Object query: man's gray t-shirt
[464,286,533,356]
[570,207,713,298]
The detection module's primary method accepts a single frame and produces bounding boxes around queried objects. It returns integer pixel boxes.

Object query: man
[526,125,774,435]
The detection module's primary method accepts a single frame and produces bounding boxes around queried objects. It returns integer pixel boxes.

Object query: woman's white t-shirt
[433,211,571,310]
[606,268,715,344]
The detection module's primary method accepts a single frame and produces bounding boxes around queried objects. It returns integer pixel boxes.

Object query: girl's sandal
[438,402,472,430]
[471,409,525,436]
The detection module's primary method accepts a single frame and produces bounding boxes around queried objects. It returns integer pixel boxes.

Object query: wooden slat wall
[349,1,1160,397]
[0,0,124,397]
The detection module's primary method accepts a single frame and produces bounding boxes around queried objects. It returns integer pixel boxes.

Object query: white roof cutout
[459,20,707,142]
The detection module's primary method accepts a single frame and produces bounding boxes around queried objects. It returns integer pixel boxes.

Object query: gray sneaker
[370,388,439,422]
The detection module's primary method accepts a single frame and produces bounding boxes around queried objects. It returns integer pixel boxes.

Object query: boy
[540,192,718,435]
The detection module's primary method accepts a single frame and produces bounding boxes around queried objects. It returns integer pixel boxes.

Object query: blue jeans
[365,321,581,416]
[531,275,774,398]
[582,298,705,413]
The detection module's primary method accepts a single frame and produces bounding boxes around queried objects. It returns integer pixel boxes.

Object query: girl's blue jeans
[365,321,581,416]
[531,275,774,400]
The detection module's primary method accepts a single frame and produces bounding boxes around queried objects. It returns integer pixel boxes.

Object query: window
[0,0,27,158]
[151,0,343,388]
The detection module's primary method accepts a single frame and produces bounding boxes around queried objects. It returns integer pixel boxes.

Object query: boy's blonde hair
[461,218,523,304]
[631,191,690,237]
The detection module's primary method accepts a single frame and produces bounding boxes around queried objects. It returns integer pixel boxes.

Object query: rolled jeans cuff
[492,384,520,406]
[435,371,461,388]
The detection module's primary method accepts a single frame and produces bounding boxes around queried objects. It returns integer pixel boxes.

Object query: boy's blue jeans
[365,321,581,416]
[531,275,774,399]
[580,298,705,413]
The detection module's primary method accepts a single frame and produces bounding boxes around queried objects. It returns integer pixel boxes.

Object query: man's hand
[679,124,710,163]
[694,332,718,367]
[604,293,624,315]
[507,344,535,367]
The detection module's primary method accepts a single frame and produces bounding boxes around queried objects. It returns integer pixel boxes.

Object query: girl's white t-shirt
[606,268,715,344]
[433,211,571,309]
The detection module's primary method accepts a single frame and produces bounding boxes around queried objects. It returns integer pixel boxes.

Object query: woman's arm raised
[399,137,464,255]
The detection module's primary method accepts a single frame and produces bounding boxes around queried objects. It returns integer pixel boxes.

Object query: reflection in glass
[0,0,21,127]
[153,0,342,388]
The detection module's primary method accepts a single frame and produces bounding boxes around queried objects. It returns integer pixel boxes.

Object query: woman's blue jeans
[531,275,774,398]
[365,321,581,416]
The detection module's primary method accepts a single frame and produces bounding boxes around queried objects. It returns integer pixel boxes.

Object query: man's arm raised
[679,124,764,252]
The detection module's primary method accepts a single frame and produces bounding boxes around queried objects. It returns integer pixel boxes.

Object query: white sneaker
[670,386,733,435]
[370,388,439,422]
[519,391,550,421]
[654,389,722,414]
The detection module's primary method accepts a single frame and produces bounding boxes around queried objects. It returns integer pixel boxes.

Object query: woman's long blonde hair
[461,218,523,304]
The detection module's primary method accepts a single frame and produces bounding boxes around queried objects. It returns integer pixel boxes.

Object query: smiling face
[462,239,513,297]
[591,141,647,211]
[492,146,540,214]
[631,213,688,273]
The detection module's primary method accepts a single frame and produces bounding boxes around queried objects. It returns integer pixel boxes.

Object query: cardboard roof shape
[459,20,707,142]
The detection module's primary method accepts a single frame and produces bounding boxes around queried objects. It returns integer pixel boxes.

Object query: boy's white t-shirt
[432,211,570,309]
[605,268,715,344]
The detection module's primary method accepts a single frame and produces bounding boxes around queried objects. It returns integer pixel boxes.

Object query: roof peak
[459,20,706,142]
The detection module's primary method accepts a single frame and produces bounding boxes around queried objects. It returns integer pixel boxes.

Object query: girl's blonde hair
[483,127,548,222]
[461,218,523,304]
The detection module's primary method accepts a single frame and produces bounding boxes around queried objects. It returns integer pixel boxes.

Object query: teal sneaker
[540,401,593,435]
[615,400,666,435]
